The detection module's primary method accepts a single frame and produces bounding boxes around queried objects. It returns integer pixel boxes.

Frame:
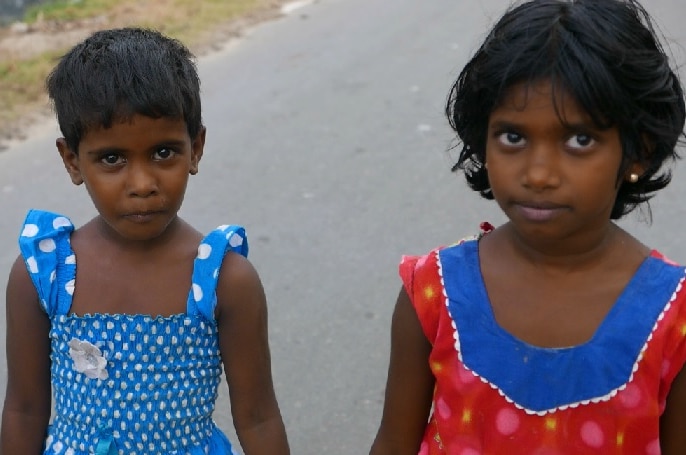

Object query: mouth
[122,210,164,223]
[513,202,567,222]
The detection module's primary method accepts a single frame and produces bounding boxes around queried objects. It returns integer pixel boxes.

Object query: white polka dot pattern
[46,314,226,454]
[17,210,248,454]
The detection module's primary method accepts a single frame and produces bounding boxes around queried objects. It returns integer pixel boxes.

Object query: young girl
[1,28,290,455]
[370,0,686,454]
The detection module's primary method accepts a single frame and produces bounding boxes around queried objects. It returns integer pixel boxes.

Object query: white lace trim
[435,248,685,416]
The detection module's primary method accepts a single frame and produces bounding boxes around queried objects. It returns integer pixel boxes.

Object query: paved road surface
[1,0,685,453]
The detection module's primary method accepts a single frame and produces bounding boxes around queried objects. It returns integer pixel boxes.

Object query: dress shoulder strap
[187,224,248,320]
[18,209,75,316]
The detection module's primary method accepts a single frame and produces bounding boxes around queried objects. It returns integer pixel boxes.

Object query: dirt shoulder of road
[0,0,297,150]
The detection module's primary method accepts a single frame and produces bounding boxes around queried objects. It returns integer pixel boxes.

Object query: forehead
[492,80,588,121]
[80,115,190,149]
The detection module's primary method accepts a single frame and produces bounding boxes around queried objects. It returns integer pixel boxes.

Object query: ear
[56,138,84,185]
[189,127,206,176]
[625,134,654,182]
[624,161,647,183]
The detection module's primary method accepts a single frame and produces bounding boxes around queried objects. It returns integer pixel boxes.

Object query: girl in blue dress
[1,28,290,455]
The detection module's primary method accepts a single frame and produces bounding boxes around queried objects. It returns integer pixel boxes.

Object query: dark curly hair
[446,0,685,219]
[46,27,203,153]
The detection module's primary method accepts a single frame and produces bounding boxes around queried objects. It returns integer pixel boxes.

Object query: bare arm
[1,256,52,454]
[369,287,435,455]
[216,252,289,455]
[661,365,686,454]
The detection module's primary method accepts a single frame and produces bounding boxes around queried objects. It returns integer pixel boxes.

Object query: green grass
[23,0,116,23]
[0,0,274,136]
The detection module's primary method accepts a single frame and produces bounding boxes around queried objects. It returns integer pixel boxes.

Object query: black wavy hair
[446,0,686,219]
[46,27,202,153]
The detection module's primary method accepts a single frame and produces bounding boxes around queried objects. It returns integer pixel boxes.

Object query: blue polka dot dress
[18,209,246,455]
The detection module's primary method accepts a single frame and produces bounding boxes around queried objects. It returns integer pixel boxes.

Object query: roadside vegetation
[0,0,286,143]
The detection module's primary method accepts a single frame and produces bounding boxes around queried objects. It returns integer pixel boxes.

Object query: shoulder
[196,223,261,315]
[7,253,38,300]
[650,249,684,267]
[15,210,76,314]
[218,252,261,288]
[18,209,74,253]
[399,237,477,293]
[398,238,478,344]
[215,252,266,316]
[20,209,73,234]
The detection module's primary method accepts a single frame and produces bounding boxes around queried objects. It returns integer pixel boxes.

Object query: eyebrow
[488,119,599,132]
[85,140,188,156]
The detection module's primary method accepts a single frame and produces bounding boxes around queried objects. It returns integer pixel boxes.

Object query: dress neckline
[438,239,685,412]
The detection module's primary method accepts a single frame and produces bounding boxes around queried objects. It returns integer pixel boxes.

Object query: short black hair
[46,27,202,153]
[446,0,686,219]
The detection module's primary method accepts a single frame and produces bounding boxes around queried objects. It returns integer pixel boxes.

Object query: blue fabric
[19,210,243,455]
[439,239,686,412]
[18,210,75,316]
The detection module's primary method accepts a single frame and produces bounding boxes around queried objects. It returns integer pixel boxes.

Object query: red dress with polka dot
[400,226,686,455]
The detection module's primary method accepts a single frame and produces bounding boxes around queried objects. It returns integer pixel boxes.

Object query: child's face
[57,115,204,242]
[485,80,625,245]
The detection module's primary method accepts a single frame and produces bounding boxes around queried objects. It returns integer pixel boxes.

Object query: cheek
[483,158,513,191]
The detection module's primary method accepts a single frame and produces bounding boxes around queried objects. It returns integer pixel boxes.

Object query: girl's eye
[566,133,595,149]
[497,131,525,146]
[101,153,123,165]
[153,148,175,160]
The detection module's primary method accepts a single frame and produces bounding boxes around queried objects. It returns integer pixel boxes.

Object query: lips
[513,201,567,222]
[122,210,164,223]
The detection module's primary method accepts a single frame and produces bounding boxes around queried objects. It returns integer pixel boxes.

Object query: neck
[92,215,184,253]
[498,221,638,273]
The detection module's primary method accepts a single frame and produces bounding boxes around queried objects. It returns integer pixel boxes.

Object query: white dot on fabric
[580,420,605,448]
[228,232,243,247]
[495,408,520,436]
[39,238,56,253]
[65,255,76,265]
[197,243,212,260]
[53,217,71,229]
[193,283,203,302]
[50,270,56,283]
[661,360,671,378]
[218,224,229,231]
[22,224,39,237]
[436,396,452,419]
[618,383,642,409]
[646,439,661,455]
[27,256,38,274]
[65,279,75,295]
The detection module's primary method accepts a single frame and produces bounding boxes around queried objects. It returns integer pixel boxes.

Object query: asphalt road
[1,0,686,453]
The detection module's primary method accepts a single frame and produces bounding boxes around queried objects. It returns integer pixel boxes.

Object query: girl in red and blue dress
[370,1,686,454]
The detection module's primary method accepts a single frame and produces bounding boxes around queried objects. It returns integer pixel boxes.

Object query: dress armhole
[660,269,686,395]
[399,250,442,345]
[188,224,248,321]
[17,209,75,316]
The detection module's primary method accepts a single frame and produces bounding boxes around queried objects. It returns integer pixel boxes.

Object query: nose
[126,163,158,197]
[521,145,561,190]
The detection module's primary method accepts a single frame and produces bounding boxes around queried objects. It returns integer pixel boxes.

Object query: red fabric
[398,247,686,455]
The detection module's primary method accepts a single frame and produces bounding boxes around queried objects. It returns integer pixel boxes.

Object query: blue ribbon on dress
[95,424,117,455]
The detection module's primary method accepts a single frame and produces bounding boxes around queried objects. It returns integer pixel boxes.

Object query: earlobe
[625,162,646,184]
[56,138,84,185]
[189,127,206,176]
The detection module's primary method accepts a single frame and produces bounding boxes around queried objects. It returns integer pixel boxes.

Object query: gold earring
[629,173,639,183]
